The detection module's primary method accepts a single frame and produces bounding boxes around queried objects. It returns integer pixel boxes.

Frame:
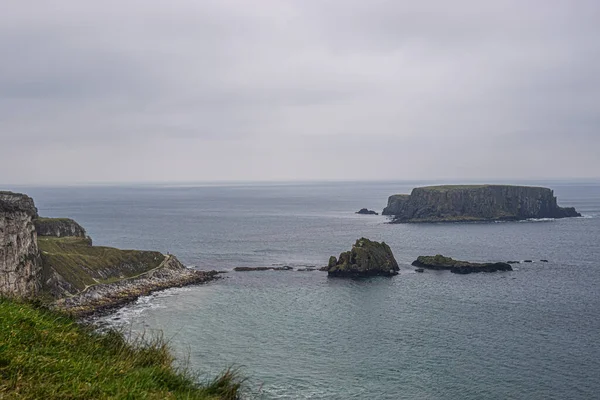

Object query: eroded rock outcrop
[0,192,41,297]
[383,185,580,223]
[35,217,87,239]
[327,238,399,277]
[412,255,512,274]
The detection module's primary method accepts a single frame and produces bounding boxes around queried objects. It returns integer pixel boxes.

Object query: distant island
[382,185,581,223]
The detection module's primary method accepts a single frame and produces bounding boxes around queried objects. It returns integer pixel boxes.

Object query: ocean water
[19,180,600,399]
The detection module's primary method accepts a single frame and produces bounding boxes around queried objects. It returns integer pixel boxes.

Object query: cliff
[0,190,219,312]
[35,217,87,239]
[382,185,581,222]
[0,191,41,297]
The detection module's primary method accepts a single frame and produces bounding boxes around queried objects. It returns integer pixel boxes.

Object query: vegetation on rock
[327,238,399,277]
[38,236,165,296]
[412,255,512,274]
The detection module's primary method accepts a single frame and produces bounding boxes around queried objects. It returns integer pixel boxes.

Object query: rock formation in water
[356,208,379,215]
[382,185,581,223]
[327,238,399,277]
[0,192,41,297]
[34,217,88,239]
[412,255,512,274]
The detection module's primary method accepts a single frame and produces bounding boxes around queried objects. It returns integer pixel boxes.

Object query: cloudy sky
[1,1,598,184]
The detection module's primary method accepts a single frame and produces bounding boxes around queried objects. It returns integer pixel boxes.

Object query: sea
[17,180,600,399]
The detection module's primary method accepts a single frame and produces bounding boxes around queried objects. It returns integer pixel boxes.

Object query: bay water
[21,180,600,399]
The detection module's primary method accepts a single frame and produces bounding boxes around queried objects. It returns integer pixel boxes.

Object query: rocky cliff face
[382,185,581,222]
[0,192,41,297]
[35,217,87,239]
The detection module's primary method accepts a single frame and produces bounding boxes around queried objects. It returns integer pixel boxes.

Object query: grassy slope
[0,298,242,399]
[38,236,165,292]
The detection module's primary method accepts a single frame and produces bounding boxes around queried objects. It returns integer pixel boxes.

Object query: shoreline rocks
[327,238,399,277]
[412,255,512,274]
[53,255,219,318]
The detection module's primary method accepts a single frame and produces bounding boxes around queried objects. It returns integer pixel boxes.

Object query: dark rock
[272,266,293,271]
[506,261,520,264]
[356,208,379,215]
[540,259,549,263]
[523,260,533,263]
[34,217,87,239]
[415,268,424,273]
[234,266,272,271]
[412,255,512,274]
[327,238,399,277]
[383,185,581,223]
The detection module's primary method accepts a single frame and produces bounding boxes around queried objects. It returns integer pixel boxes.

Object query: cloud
[0,0,599,183]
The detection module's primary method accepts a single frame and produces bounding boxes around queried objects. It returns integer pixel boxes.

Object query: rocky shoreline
[53,256,220,318]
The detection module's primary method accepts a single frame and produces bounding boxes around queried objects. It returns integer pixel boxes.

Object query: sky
[1,0,599,184]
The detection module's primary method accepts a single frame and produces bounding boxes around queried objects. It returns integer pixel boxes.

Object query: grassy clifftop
[417,184,543,192]
[38,236,165,294]
[0,298,242,399]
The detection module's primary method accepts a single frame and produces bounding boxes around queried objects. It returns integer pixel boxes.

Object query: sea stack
[382,185,580,223]
[327,238,399,277]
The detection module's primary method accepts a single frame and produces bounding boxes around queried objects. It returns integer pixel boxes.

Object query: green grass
[38,236,165,292]
[0,298,243,399]
[418,184,543,191]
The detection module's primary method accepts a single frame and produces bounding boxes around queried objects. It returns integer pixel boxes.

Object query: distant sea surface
[20,180,600,399]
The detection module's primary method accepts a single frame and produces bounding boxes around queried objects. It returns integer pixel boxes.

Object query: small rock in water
[523,260,533,263]
[355,208,379,215]
[415,268,424,273]
[540,259,549,263]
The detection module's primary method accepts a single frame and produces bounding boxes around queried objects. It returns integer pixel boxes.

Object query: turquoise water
[22,181,600,399]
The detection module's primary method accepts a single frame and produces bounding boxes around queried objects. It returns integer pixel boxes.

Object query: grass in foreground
[0,298,243,399]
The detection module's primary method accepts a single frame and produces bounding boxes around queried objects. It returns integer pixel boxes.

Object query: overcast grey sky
[1,1,599,184]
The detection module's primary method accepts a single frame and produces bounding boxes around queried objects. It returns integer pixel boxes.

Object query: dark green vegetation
[0,298,243,399]
[327,238,399,277]
[382,184,581,222]
[412,255,513,274]
[39,236,165,294]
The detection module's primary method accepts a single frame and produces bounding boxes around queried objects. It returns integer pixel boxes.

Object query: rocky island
[412,255,513,274]
[327,238,399,277]
[382,185,580,223]
[356,208,379,215]
[1,191,218,316]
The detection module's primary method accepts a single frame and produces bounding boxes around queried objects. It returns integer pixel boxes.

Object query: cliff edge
[0,192,41,297]
[382,185,581,223]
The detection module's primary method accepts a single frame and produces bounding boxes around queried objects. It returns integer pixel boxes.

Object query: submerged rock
[327,238,399,277]
[412,255,512,274]
[356,208,379,215]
